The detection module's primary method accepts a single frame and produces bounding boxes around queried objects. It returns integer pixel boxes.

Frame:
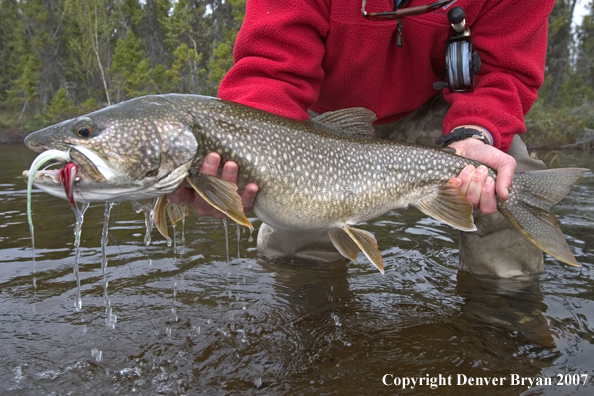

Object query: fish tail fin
[499,168,588,267]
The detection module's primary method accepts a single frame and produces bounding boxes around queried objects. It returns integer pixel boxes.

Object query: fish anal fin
[154,195,169,238]
[415,179,476,232]
[186,173,253,230]
[328,228,360,261]
[342,225,384,274]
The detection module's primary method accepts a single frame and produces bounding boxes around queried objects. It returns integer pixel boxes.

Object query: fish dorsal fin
[414,179,476,232]
[335,225,384,274]
[312,108,377,138]
[186,172,253,230]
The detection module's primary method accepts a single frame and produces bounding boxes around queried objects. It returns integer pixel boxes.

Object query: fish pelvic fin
[334,225,384,274]
[328,228,361,262]
[186,173,253,230]
[414,179,476,232]
[499,168,588,267]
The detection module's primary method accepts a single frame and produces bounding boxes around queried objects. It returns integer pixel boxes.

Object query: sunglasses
[362,0,452,21]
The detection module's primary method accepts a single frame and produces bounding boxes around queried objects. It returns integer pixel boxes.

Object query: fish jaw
[23,154,190,203]
[23,95,200,203]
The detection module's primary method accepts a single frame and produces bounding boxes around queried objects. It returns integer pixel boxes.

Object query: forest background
[0,0,592,148]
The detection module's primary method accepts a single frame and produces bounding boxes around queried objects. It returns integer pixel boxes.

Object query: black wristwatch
[435,127,491,147]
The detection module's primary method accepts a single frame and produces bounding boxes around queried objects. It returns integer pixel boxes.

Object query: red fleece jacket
[218,0,553,152]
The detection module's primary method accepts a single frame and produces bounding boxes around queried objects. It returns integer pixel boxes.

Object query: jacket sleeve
[218,0,330,120]
[442,0,554,152]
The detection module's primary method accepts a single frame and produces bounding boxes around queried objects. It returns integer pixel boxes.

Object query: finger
[168,181,193,205]
[457,165,476,195]
[201,152,221,176]
[449,177,462,188]
[465,165,488,207]
[479,176,497,215]
[495,158,516,201]
[221,161,239,184]
[241,183,259,212]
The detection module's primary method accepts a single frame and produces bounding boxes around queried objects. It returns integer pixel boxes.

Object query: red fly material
[58,162,79,208]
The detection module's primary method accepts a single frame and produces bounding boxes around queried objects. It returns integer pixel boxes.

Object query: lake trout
[22,94,588,273]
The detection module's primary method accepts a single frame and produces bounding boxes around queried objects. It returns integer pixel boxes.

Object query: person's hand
[448,134,516,216]
[168,152,259,218]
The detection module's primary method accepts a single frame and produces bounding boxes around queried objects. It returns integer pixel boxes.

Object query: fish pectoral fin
[167,201,189,227]
[328,228,361,261]
[414,179,476,232]
[154,195,169,238]
[154,196,191,239]
[186,173,253,230]
[341,225,384,274]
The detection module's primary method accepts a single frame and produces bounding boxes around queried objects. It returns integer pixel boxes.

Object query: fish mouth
[23,144,191,203]
[23,145,110,186]
[22,145,120,204]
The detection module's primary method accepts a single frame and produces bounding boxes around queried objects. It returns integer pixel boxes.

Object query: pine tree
[110,30,151,101]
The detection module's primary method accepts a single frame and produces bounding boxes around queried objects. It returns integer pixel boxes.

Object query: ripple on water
[1,147,594,394]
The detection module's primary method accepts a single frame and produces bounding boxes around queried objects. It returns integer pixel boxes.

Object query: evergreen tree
[576,1,594,92]
[110,30,151,101]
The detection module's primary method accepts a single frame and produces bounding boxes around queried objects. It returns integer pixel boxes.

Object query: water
[1,145,593,395]
[72,202,90,311]
[101,202,117,328]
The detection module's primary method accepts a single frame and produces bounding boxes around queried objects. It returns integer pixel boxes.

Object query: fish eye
[76,126,93,138]
[73,117,95,138]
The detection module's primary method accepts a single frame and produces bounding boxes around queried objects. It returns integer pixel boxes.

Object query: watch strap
[435,127,490,147]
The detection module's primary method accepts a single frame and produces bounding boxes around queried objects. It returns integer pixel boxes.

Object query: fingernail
[226,163,237,175]
[485,176,494,185]
[477,165,488,173]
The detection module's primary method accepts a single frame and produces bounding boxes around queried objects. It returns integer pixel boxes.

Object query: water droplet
[236,223,241,259]
[91,348,102,362]
[223,218,230,264]
[106,313,117,329]
[332,313,341,327]
[72,203,90,312]
[254,377,262,388]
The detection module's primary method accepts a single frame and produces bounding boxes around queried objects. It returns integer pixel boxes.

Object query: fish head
[23,95,199,202]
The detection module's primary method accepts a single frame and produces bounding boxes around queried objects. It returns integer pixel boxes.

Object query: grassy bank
[524,102,594,149]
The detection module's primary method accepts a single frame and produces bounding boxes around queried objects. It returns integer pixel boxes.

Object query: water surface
[1,145,593,395]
